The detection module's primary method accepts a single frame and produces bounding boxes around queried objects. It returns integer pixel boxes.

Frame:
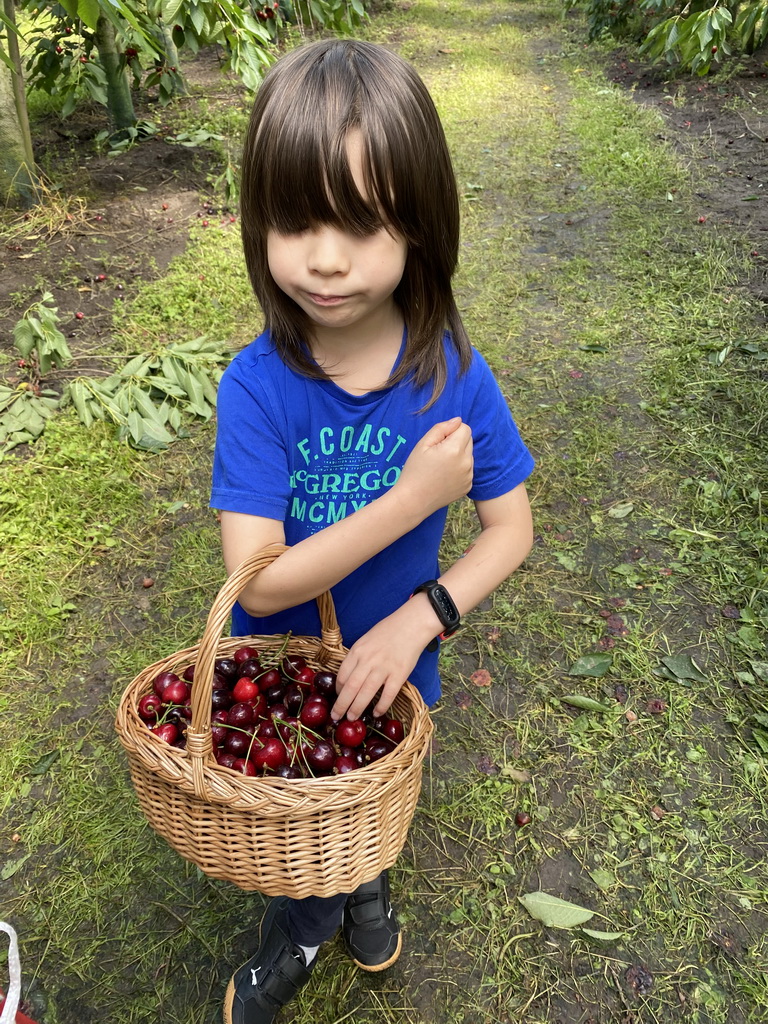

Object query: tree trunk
[0,59,36,205]
[0,0,36,205]
[94,15,136,131]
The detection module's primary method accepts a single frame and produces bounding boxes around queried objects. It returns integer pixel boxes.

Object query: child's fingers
[420,417,463,447]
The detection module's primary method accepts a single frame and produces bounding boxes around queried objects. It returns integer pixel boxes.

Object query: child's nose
[307,226,350,276]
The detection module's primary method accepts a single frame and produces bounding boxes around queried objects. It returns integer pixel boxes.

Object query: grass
[1,0,767,1021]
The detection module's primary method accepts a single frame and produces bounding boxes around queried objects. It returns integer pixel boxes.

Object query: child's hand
[395,417,473,517]
[331,606,434,721]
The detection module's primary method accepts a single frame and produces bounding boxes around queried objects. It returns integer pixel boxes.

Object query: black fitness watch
[411,580,461,652]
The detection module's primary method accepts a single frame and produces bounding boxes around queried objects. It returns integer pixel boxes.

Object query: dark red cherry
[238,657,262,680]
[252,738,286,772]
[225,731,253,756]
[256,720,277,739]
[151,722,178,744]
[233,645,259,664]
[301,699,329,729]
[281,655,306,680]
[228,703,255,728]
[295,666,315,689]
[365,738,394,762]
[284,684,304,715]
[334,754,358,774]
[314,670,337,697]
[216,751,237,768]
[382,719,405,744]
[232,757,256,776]
[211,688,233,711]
[276,764,303,779]
[257,668,282,693]
[182,664,196,682]
[269,703,289,723]
[215,657,238,681]
[306,740,335,773]
[138,693,163,722]
[153,671,180,698]
[163,679,191,705]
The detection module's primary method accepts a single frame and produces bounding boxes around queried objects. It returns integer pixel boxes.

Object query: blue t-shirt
[210,330,534,705]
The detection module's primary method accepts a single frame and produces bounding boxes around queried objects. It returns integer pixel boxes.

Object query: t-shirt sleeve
[210,357,292,519]
[463,351,534,501]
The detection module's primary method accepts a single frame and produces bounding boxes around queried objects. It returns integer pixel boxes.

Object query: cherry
[256,720,277,739]
[278,716,299,742]
[163,680,191,704]
[211,720,228,746]
[179,698,193,721]
[252,738,286,772]
[225,731,253,756]
[138,693,162,722]
[251,693,269,719]
[212,670,229,690]
[365,738,394,763]
[232,677,259,703]
[284,684,304,715]
[233,645,259,664]
[314,671,337,698]
[257,668,281,692]
[335,718,367,748]
[228,703,255,728]
[215,657,238,681]
[182,664,195,682]
[263,681,286,704]
[306,740,335,773]
[301,700,329,729]
[232,757,257,776]
[269,704,289,723]
[151,722,178,744]
[334,754,358,774]
[216,751,237,768]
[211,688,233,711]
[276,764,303,779]
[515,811,532,827]
[382,719,405,744]
[281,655,306,679]
[153,671,179,698]
[238,657,262,680]
[295,666,315,688]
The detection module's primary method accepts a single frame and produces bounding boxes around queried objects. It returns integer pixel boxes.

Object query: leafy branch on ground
[1,297,231,455]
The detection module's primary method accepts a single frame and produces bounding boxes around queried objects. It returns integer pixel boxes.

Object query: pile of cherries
[137,645,406,779]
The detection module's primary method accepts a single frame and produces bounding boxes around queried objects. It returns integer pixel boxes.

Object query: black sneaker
[223,897,315,1024]
[342,870,402,972]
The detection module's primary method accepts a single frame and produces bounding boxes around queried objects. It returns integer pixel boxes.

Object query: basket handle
[185,543,345,793]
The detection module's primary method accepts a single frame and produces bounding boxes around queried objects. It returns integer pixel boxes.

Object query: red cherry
[281,655,306,680]
[365,738,394,762]
[216,751,237,768]
[153,671,179,698]
[515,811,532,827]
[225,731,253,756]
[182,664,195,682]
[276,764,303,779]
[234,645,259,663]
[232,677,259,703]
[295,666,315,688]
[300,699,329,729]
[232,757,256,776]
[163,680,191,704]
[334,754,358,774]
[252,738,286,772]
[256,720,277,739]
[138,693,162,722]
[335,719,367,748]
[151,722,178,744]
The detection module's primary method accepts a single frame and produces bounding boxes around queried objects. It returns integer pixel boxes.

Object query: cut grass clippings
[0,1,767,1022]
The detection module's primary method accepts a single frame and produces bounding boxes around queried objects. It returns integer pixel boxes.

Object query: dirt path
[1,3,767,1023]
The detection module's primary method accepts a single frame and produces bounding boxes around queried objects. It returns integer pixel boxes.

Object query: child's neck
[309,304,405,397]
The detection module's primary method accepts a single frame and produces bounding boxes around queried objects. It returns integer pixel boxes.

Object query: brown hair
[239,39,471,403]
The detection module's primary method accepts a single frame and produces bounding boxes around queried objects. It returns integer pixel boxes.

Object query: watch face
[432,585,460,629]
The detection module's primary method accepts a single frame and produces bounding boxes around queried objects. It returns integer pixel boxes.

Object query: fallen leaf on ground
[470,669,492,687]
[519,892,594,929]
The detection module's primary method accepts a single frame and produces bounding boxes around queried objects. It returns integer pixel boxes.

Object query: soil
[2,26,767,1024]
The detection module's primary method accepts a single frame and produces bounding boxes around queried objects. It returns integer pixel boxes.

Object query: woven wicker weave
[115,544,433,897]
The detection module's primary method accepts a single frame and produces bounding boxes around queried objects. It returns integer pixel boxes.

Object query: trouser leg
[285,891,347,946]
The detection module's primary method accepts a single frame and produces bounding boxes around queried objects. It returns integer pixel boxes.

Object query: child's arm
[221,417,473,616]
[330,482,533,721]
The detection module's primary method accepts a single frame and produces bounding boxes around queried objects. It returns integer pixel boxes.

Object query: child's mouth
[308,293,348,306]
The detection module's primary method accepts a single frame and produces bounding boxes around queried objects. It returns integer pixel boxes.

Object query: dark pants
[285,892,347,945]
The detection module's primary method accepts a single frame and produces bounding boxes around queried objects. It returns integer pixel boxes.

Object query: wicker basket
[115,544,433,898]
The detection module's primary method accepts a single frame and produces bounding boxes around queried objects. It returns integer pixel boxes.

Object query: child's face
[266,134,408,340]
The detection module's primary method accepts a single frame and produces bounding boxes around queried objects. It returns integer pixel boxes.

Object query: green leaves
[63,336,230,452]
[0,387,61,457]
[568,653,612,678]
[12,293,72,376]
[519,892,594,929]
